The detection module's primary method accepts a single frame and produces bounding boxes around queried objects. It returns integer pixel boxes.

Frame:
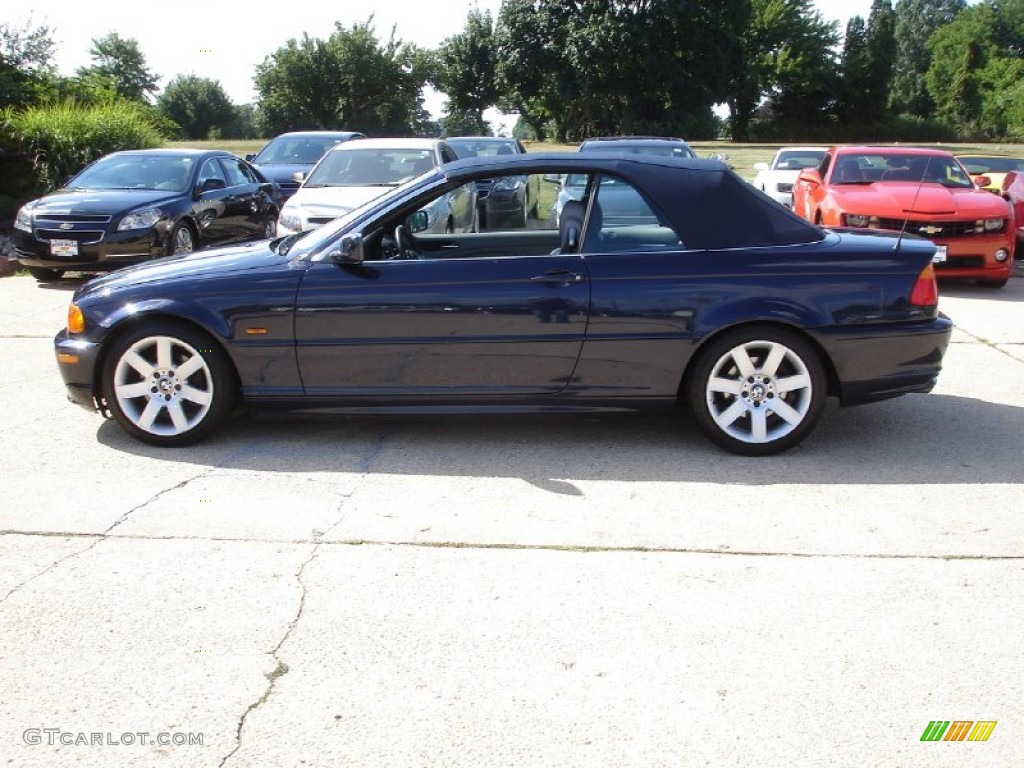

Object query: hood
[27,188,181,216]
[833,182,1008,218]
[282,185,392,217]
[75,239,298,301]
[251,163,310,185]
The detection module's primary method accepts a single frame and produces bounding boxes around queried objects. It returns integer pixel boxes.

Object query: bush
[1,98,163,191]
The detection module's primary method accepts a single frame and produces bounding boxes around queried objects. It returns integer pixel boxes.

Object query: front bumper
[930,233,1013,280]
[54,330,103,411]
[16,228,163,271]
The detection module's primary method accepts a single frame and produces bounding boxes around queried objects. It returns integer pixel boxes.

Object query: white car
[277,138,476,235]
[751,147,827,207]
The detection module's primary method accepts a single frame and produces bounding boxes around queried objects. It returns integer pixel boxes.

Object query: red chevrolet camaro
[793,146,1014,288]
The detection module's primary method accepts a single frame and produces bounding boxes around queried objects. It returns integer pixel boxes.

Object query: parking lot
[1,268,1022,767]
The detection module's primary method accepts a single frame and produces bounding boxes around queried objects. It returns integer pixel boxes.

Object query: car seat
[834,159,864,183]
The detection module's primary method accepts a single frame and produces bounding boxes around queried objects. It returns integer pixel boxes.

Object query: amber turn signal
[909,264,938,307]
[67,304,85,333]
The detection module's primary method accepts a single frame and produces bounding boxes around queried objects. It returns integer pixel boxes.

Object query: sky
[8,0,875,113]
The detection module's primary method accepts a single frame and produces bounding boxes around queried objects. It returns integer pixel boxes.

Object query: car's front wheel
[165,222,195,256]
[101,322,238,446]
[686,327,827,456]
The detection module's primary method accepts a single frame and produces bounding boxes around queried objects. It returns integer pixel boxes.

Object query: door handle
[530,270,585,284]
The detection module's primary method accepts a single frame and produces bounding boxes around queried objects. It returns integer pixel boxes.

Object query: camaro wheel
[262,216,277,239]
[166,222,195,256]
[102,323,237,446]
[687,328,826,456]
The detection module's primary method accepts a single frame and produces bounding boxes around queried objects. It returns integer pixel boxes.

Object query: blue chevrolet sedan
[54,153,952,455]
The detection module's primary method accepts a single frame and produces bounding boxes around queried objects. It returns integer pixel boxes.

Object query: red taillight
[910,263,938,307]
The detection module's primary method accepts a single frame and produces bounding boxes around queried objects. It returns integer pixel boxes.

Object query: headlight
[843,214,871,227]
[118,207,164,231]
[492,176,523,192]
[14,205,33,232]
[981,218,1004,232]
[278,211,303,233]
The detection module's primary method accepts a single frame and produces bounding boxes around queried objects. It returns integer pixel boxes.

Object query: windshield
[773,150,825,170]
[69,154,195,192]
[958,156,1024,174]
[446,139,520,159]
[253,136,346,164]
[305,148,436,187]
[831,153,973,188]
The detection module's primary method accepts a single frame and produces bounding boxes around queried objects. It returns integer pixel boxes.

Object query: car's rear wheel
[686,327,826,456]
[166,222,195,256]
[102,322,237,446]
[27,267,64,281]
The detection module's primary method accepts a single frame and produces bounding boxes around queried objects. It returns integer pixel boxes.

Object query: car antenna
[894,155,934,254]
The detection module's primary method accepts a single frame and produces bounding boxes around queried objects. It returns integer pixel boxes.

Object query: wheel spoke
[156,338,173,371]
[136,399,164,430]
[776,373,811,394]
[770,398,804,426]
[761,343,787,377]
[166,400,190,432]
[122,350,155,378]
[730,346,756,378]
[750,407,768,442]
[179,384,213,407]
[115,381,153,399]
[713,399,748,430]
[176,354,205,380]
[708,376,743,395]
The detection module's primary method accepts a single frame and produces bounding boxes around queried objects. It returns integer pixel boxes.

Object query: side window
[220,157,254,187]
[439,146,458,165]
[198,158,227,189]
[582,174,683,253]
[817,153,832,180]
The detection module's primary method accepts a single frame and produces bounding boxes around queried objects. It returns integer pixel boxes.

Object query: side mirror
[542,173,562,184]
[407,210,429,234]
[974,175,992,189]
[245,153,256,162]
[753,162,769,172]
[331,233,364,264]
[197,177,227,194]
[292,171,306,183]
[797,169,822,185]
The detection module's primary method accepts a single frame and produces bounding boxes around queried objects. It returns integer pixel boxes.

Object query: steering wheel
[394,224,420,259]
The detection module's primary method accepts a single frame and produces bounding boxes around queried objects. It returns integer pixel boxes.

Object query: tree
[837,1,896,125]
[434,8,498,135]
[157,76,236,139]
[889,0,965,117]
[76,33,160,103]
[254,19,430,136]
[0,17,56,108]
[728,0,839,140]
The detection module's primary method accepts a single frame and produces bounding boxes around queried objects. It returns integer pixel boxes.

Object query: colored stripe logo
[921,721,997,742]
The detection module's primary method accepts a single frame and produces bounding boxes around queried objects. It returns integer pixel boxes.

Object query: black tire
[262,215,277,239]
[976,277,1008,289]
[165,221,196,256]
[686,327,827,456]
[101,321,238,447]
[28,267,64,281]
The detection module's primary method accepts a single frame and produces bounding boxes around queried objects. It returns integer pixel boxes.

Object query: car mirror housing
[245,153,256,162]
[330,233,364,264]
[406,210,429,234]
[797,169,822,185]
[197,178,227,195]
[974,175,992,188]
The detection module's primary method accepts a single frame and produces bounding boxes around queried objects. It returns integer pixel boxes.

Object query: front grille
[36,213,112,224]
[875,218,998,237]
[935,256,984,269]
[36,229,105,244]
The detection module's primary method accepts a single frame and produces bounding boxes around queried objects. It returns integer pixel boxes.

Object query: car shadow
[95,393,1023,488]
[34,275,94,292]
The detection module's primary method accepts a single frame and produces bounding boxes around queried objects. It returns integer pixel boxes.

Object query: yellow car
[956,154,1024,192]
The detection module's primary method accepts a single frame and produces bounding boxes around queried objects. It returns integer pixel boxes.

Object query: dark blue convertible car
[54,153,952,455]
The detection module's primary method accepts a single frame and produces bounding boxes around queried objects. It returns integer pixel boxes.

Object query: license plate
[932,245,947,263]
[49,239,79,256]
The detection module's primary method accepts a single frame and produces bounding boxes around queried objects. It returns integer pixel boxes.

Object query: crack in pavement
[218,423,393,768]
[2,529,1021,561]
[953,325,1024,363]
[0,468,213,605]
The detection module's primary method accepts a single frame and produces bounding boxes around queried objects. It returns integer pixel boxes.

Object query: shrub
[1,98,163,191]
